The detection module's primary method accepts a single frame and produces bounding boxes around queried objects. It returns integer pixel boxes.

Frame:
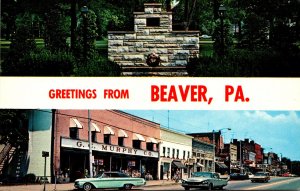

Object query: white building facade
[158,128,193,180]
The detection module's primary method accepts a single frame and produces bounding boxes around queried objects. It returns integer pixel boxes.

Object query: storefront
[60,137,159,181]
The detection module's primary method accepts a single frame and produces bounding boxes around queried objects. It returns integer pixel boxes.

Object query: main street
[143,177,300,190]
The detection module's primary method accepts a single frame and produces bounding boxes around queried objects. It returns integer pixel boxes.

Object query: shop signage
[61,138,159,158]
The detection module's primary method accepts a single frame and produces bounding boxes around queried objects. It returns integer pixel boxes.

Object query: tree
[0,110,28,147]
[44,3,71,52]
[2,13,36,75]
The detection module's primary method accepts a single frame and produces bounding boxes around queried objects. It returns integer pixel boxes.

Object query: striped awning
[118,129,128,137]
[69,118,83,129]
[133,133,145,141]
[91,123,101,132]
[146,137,158,144]
[104,126,115,135]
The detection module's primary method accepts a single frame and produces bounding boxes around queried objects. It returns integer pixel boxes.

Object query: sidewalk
[0,180,179,191]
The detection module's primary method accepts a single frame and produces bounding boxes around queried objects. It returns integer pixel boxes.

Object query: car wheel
[83,183,93,191]
[184,187,190,190]
[124,184,132,190]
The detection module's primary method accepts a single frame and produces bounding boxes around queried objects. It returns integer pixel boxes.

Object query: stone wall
[108,3,199,75]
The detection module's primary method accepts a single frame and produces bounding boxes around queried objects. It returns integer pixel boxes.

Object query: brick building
[27,110,161,182]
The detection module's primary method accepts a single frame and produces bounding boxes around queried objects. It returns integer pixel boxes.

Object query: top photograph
[1,0,299,77]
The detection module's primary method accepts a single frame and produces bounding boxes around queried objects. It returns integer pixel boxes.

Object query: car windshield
[192,172,212,178]
[99,172,130,178]
[255,172,267,176]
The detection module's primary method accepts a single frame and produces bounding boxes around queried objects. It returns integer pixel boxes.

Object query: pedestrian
[167,170,170,181]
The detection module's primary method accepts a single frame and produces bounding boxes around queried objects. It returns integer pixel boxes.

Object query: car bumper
[74,182,83,189]
[182,182,209,189]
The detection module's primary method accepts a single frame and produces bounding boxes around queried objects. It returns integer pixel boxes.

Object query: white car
[74,171,146,191]
[182,172,228,190]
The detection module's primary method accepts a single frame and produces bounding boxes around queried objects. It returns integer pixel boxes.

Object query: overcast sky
[123,110,300,161]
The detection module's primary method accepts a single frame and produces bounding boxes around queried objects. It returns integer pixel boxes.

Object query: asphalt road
[143,177,300,190]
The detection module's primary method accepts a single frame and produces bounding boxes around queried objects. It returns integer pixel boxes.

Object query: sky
[123,110,300,161]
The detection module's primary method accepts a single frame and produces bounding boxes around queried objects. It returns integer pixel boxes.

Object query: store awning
[197,163,204,167]
[104,126,115,135]
[91,123,101,132]
[70,118,83,129]
[216,162,228,169]
[146,137,158,144]
[172,161,187,169]
[118,129,128,137]
[133,133,145,141]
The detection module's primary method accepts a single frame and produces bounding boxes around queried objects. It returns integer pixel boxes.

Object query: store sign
[61,138,159,158]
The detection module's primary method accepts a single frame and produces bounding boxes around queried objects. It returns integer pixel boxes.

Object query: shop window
[183,151,186,159]
[118,137,124,146]
[193,152,196,157]
[177,149,179,159]
[184,167,188,173]
[104,134,111,144]
[146,143,154,151]
[92,131,97,142]
[133,140,141,149]
[162,147,166,157]
[172,148,175,158]
[146,18,160,27]
[69,128,79,139]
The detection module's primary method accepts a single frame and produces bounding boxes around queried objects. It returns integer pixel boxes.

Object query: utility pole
[88,110,93,177]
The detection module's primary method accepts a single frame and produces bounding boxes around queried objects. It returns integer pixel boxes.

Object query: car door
[213,173,223,187]
[95,173,114,188]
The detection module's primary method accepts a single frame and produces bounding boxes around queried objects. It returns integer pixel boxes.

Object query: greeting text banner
[0,77,299,110]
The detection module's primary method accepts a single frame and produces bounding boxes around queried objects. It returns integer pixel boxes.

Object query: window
[172,148,175,158]
[162,147,166,157]
[104,134,111,144]
[146,143,154,151]
[177,149,179,159]
[92,131,97,142]
[133,140,141,149]
[118,137,124,146]
[183,151,186,159]
[146,18,160,27]
[70,128,79,139]
[187,151,190,159]
[167,148,170,157]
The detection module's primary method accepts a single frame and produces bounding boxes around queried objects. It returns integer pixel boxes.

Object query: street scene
[0,110,299,190]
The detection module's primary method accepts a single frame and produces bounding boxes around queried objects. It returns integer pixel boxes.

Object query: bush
[74,55,121,76]
[24,173,36,184]
[187,49,300,77]
[19,49,75,76]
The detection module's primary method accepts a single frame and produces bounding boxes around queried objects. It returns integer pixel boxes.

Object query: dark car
[229,173,249,180]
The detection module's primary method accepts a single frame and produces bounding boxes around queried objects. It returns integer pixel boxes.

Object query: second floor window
[167,148,170,157]
[104,134,111,144]
[183,151,186,159]
[133,140,141,149]
[172,148,175,158]
[92,131,97,142]
[162,147,166,157]
[70,128,79,139]
[118,137,124,146]
[146,143,154,151]
[177,149,179,159]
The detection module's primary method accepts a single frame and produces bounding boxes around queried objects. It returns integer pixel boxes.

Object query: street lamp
[218,4,226,56]
[81,5,89,64]
[212,128,231,172]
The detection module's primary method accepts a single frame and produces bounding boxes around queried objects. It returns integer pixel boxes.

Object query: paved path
[0,180,178,191]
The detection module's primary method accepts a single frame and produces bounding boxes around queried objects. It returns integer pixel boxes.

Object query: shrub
[19,49,75,76]
[24,173,36,184]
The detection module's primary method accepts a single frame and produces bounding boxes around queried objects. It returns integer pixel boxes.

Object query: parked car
[181,172,228,190]
[230,173,249,180]
[74,171,146,191]
[250,172,270,183]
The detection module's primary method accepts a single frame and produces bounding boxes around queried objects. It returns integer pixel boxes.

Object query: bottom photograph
[0,109,299,191]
